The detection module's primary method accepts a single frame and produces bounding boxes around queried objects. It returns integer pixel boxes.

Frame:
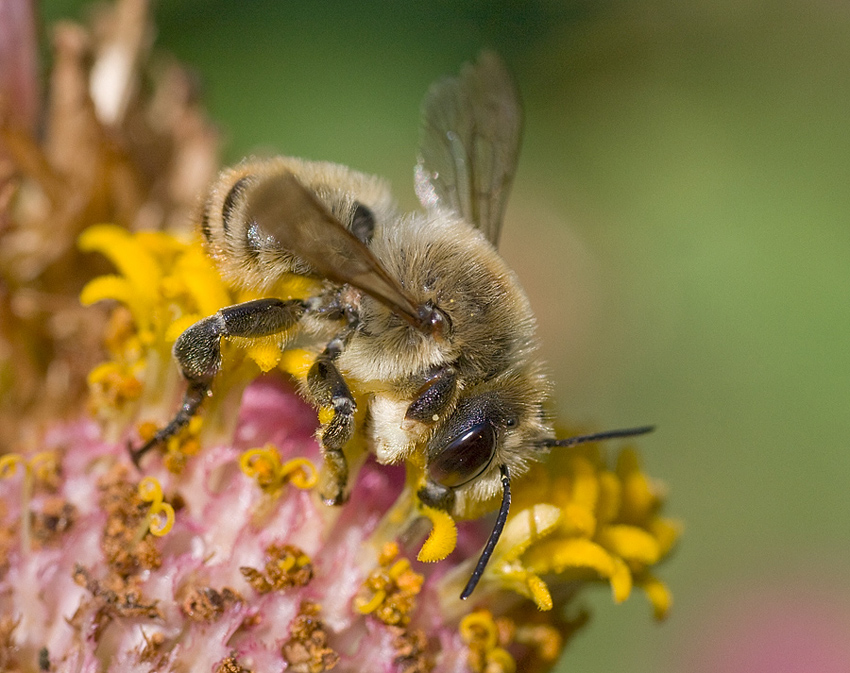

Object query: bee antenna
[460,463,511,600]
[544,424,655,448]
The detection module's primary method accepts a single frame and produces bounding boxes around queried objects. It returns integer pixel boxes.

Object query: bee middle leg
[131,298,305,464]
[307,332,357,505]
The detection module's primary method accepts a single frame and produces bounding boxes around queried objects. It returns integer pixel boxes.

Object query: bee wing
[247,171,425,328]
[415,51,523,248]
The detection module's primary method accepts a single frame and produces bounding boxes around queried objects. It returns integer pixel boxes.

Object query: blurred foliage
[38,1,850,671]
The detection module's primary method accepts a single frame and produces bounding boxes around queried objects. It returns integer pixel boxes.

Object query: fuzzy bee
[133,52,651,599]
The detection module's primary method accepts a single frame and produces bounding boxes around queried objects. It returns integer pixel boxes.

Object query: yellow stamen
[138,476,164,505]
[459,611,499,650]
[389,558,411,581]
[240,446,282,488]
[0,453,32,552]
[355,589,387,615]
[147,502,175,536]
[487,647,516,673]
[280,457,319,489]
[240,446,318,495]
[136,477,174,538]
[0,454,24,479]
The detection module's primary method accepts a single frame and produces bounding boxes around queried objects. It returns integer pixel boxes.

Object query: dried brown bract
[0,0,219,449]
[282,601,340,673]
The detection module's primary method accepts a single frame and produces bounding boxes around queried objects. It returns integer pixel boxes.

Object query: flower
[0,224,679,672]
[0,2,680,671]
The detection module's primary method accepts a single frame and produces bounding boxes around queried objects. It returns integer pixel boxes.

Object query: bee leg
[404,365,457,427]
[307,340,356,505]
[130,298,305,465]
[417,479,456,513]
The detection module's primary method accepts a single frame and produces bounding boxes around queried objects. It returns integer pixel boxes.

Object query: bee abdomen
[202,163,307,291]
[200,157,395,291]
[221,175,252,235]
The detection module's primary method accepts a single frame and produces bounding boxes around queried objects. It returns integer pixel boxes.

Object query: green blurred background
[43,1,850,671]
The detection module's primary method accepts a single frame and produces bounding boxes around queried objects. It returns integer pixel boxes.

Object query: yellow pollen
[317,407,335,426]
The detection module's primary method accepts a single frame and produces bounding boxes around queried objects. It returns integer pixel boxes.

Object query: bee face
[418,368,551,517]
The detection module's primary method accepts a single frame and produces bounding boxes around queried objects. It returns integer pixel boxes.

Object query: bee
[132,52,652,599]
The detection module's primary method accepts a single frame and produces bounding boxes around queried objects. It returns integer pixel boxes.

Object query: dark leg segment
[307,331,357,505]
[130,298,305,465]
[405,364,457,425]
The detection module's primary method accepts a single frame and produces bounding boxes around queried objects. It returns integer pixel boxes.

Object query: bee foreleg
[130,298,305,465]
[404,365,457,426]
[417,479,456,513]
[307,349,356,505]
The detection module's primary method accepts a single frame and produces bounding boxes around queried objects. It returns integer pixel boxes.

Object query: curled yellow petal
[80,275,135,307]
[650,517,683,557]
[596,470,621,524]
[559,502,596,537]
[498,503,561,563]
[417,505,458,563]
[609,556,633,603]
[568,455,598,510]
[525,537,616,578]
[638,573,673,620]
[527,574,553,611]
[78,225,161,303]
[174,245,231,316]
[597,524,660,565]
[29,452,57,483]
[617,448,657,523]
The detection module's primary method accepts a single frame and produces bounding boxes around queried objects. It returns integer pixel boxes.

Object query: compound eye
[428,421,497,488]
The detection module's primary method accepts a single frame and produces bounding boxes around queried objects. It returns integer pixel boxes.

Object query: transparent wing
[415,51,523,248]
[246,171,426,329]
